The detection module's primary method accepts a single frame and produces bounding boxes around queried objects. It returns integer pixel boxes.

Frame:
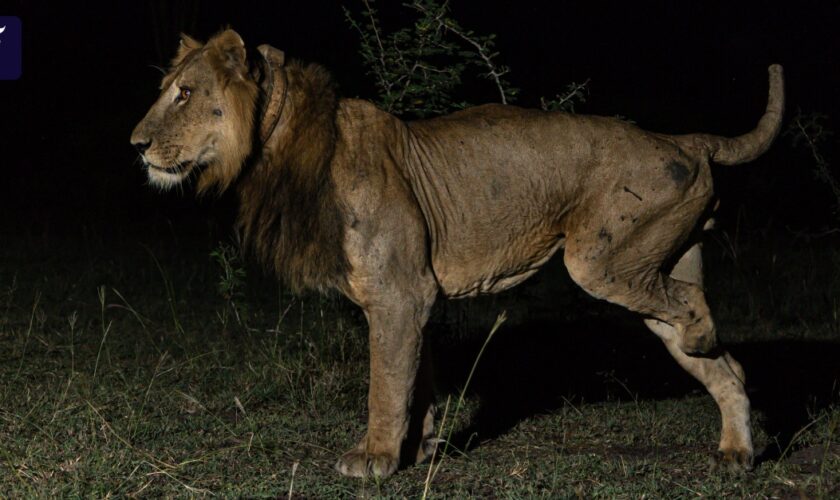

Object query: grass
[0,225,838,497]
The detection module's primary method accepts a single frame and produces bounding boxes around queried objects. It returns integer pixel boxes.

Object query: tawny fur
[132,29,784,479]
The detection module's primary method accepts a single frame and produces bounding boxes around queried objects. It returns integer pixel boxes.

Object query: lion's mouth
[146,161,193,175]
[143,146,212,177]
[147,163,184,175]
[143,156,214,191]
[143,159,200,190]
[141,146,213,190]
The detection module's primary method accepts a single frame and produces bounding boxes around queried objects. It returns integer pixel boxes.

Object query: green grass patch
[0,229,838,497]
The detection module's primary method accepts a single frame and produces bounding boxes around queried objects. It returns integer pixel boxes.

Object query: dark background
[0,0,838,474]
[0,0,838,241]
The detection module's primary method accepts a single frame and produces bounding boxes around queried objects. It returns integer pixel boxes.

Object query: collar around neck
[254,44,289,145]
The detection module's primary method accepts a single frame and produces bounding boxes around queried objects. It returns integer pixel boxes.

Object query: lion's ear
[171,33,202,67]
[257,44,285,68]
[179,33,202,50]
[207,29,248,81]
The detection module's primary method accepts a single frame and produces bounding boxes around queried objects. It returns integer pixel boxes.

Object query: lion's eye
[176,86,191,103]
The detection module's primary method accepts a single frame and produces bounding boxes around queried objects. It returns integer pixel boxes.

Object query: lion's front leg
[336,288,437,478]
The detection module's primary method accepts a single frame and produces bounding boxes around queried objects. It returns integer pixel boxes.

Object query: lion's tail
[690,64,784,166]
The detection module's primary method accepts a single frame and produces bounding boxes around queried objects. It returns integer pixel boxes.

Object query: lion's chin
[146,162,194,190]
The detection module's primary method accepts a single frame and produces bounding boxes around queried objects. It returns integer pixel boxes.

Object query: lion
[131,29,784,478]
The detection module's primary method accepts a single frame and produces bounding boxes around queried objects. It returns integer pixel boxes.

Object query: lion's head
[132,29,345,292]
[130,30,260,193]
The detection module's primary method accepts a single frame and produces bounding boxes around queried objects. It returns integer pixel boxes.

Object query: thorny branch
[411,0,514,104]
[541,79,590,113]
[344,0,518,116]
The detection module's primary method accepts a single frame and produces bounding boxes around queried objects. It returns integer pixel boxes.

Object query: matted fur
[237,61,349,292]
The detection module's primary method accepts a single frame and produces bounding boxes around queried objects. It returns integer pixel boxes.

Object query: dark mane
[236,61,349,293]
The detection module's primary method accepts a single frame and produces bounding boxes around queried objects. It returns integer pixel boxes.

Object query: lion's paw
[335,448,399,478]
[415,435,441,464]
[710,448,754,473]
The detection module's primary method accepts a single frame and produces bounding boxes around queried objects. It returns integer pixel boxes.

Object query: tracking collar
[255,44,289,145]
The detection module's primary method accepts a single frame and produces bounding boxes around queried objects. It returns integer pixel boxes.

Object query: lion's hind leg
[565,223,753,469]
[644,242,753,470]
[400,341,438,467]
[563,215,718,355]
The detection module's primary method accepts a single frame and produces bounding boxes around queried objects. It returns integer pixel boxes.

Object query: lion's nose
[132,138,152,154]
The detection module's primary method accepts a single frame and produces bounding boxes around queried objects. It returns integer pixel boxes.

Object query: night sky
[1,0,838,237]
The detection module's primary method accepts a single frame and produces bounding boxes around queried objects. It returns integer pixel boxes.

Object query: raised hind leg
[563,210,718,355]
[645,242,753,469]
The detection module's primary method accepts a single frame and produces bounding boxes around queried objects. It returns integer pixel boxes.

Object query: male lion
[131,30,783,477]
